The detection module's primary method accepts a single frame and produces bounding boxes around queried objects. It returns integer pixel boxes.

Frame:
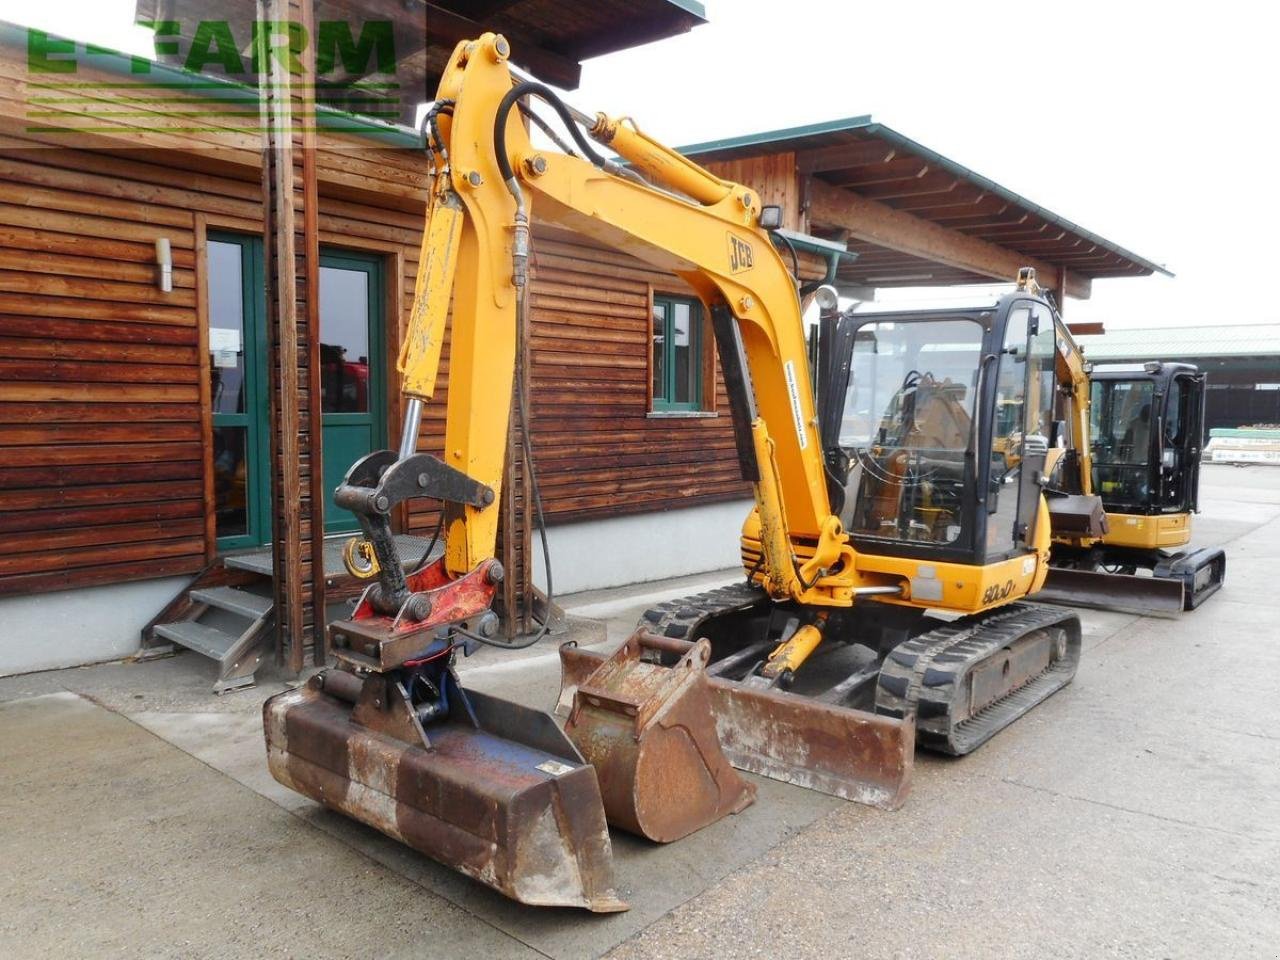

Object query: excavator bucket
[561,632,756,842]
[264,669,627,913]
[1038,567,1186,617]
[559,631,914,813]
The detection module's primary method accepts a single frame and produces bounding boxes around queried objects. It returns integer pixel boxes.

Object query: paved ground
[1,464,1277,959]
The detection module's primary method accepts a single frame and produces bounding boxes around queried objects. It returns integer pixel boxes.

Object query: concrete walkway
[1,464,1277,959]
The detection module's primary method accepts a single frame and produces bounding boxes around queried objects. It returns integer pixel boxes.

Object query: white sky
[4,0,1277,330]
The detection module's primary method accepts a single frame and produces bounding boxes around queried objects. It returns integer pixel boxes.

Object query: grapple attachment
[560,630,914,813]
[561,632,756,842]
[264,668,627,912]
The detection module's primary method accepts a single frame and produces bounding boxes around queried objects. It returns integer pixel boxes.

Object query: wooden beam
[796,141,897,173]
[807,178,1092,300]
[261,0,324,672]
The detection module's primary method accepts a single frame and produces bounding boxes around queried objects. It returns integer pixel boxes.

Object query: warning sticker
[784,360,808,450]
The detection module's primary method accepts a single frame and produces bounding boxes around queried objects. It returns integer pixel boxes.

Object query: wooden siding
[0,46,749,603]
[705,152,802,232]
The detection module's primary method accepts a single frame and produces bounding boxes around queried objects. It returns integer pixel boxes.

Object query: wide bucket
[1038,567,1186,617]
[560,633,914,812]
[264,673,627,912]
[562,633,756,842]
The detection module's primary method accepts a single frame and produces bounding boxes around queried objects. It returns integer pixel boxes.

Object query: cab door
[987,300,1056,557]
[1162,371,1206,512]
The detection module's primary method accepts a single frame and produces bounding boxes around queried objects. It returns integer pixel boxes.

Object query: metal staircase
[142,562,275,695]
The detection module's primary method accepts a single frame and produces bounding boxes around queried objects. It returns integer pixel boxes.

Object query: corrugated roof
[679,115,1170,289]
[1076,324,1280,360]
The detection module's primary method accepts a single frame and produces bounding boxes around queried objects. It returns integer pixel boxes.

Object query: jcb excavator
[1039,361,1226,614]
[264,35,1085,912]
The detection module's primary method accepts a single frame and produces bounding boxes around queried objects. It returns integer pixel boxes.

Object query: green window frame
[651,294,705,412]
[318,249,388,534]
[208,231,270,552]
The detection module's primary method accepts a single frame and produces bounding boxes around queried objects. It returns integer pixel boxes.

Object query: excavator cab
[1089,363,1206,516]
[818,293,1061,566]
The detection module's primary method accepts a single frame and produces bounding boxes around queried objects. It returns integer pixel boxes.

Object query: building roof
[1076,323,1280,360]
[680,115,1170,291]
[132,0,707,123]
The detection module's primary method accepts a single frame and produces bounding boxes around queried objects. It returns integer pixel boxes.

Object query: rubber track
[874,602,1082,756]
[637,581,770,642]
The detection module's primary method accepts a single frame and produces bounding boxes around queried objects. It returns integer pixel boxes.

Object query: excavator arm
[379,32,892,617]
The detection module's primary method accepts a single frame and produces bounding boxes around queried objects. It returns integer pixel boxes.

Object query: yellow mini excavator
[1038,359,1226,614]
[265,35,1088,912]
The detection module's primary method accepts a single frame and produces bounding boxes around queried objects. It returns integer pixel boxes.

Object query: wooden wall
[0,44,752,603]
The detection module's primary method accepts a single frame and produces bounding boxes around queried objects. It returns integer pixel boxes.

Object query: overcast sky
[4,0,1276,330]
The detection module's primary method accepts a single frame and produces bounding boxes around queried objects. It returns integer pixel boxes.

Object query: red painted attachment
[564,632,756,842]
[332,558,500,671]
[560,633,914,811]
[263,671,628,912]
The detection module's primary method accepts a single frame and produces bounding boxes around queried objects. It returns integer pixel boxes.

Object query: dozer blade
[1038,567,1186,617]
[560,632,914,812]
[264,670,627,913]
[561,632,756,842]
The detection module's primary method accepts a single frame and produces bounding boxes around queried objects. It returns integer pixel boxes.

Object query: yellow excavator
[264,35,1087,912]
[1039,359,1226,614]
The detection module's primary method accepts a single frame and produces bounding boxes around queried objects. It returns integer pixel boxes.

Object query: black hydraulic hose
[424,99,454,162]
[770,230,801,281]
[493,81,607,185]
[518,102,580,159]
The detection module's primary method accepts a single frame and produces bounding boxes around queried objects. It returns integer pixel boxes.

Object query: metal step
[153,620,238,662]
[189,586,273,621]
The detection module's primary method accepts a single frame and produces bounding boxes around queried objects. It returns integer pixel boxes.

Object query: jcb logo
[728,234,754,273]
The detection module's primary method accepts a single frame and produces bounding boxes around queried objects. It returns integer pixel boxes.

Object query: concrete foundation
[532,498,752,595]
[0,575,188,677]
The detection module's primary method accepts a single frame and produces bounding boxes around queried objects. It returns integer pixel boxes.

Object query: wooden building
[0,13,1167,684]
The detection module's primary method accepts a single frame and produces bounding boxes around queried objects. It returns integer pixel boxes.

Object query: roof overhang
[131,0,707,123]
[681,116,1171,299]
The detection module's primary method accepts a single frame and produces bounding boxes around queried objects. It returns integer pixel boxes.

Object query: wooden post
[259,0,324,671]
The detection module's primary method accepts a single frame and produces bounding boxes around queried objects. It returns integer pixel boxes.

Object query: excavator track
[874,602,1082,755]
[638,581,771,642]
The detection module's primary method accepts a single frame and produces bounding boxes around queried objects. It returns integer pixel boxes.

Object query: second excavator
[265,34,1090,912]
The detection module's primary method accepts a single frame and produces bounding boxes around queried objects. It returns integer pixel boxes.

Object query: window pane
[1091,378,1155,506]
[1164,378,1183,444]
[987,306,1030,551]
[320,265,371,413]
[672,302,695,404]
[213,425,248,538]
[651,303,666,402]
[840,317,982,545]
[208,240,246,414]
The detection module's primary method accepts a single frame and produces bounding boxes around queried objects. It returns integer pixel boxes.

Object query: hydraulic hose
[492,81,608,186]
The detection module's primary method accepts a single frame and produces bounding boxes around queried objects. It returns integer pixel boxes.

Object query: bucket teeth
[563,633,757,843]
[263,673,627,912]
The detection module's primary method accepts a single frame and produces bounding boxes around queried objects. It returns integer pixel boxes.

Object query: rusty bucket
[264,669,627,912]
[561,631,914,812]
[561,632,756,842]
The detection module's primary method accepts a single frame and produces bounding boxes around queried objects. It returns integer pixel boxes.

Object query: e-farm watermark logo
[24,19,402,137]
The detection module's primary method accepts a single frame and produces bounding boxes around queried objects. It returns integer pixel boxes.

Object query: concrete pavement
[1,464,1276,959]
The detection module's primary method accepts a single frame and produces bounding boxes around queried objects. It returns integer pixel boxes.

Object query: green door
[319,250,386,534]
[207,233,270,550]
